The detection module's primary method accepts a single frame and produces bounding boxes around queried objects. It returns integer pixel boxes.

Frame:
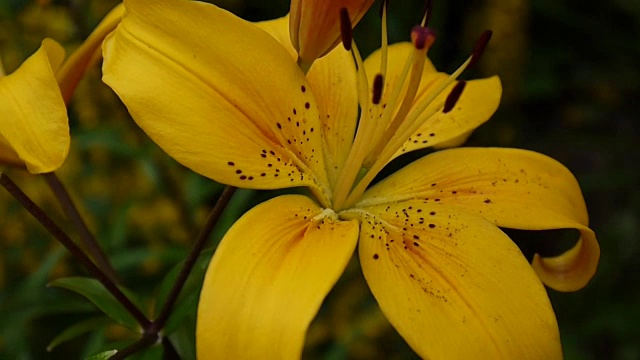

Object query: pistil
[331,3,492,212]
[331,8,377,210]
[341,31,492,209]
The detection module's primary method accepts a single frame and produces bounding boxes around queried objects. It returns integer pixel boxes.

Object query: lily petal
[56,3,125,104]
[0,134,24,169]
[290,0,374,65]
[354,203,561,359]
[0,39,69,173]
[307,47,358,188]
[197,195,359,358]
[360,147,599,291]
[257,16,358,186]
[364,43,502,160]
[256,16,297,58]
[103,0,329,199]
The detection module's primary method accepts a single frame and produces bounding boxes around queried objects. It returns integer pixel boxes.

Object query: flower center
[330,3,491,211]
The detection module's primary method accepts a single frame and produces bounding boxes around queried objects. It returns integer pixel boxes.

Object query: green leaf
[129,344,163,360]
[107,202,133,249]
[47,317,111,352]
[164,292,199,335]
[85,350,118,360]
[169,324,196,360]
[48,277,140,330]
[20,247,65,298]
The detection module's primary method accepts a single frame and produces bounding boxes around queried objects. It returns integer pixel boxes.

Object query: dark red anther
[340,8,353,51]
[443,80,466,113]
[372,74,384,105]
[468,30,492,68]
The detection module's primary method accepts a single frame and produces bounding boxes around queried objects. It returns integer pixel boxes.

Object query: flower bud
[289,0,374,67]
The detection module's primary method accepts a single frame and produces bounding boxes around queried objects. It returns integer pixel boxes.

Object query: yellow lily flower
[0,4,124,174]
[102,0,599,358]
[290,0,374,69]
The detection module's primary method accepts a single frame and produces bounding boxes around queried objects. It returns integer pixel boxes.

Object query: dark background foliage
[0,0,638,358]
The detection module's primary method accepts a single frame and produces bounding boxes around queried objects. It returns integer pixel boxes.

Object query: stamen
[443,80,466,113]
[364,26,435,167]
[468,30,492,68]
[379,0,389,77]
[372,74,384,105]
[346,27,484,208]
[340,8,353,51]
[379,0,389,18]
[331,40,372,210]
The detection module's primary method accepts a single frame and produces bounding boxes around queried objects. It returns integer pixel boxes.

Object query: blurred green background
[0,0,638,358]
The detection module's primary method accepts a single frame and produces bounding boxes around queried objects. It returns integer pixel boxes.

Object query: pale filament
[331,4,481,211]
[343,55,475,210]
[331,40,374,209]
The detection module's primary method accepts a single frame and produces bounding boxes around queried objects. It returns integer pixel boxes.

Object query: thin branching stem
[152,186,237,331]
[110,333,159,360]
[42,172,120,283]
[0,173,151,329]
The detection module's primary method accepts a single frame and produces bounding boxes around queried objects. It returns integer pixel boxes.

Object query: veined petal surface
[364,43,502,160]
[360,147,599,291]
[352,203,561,359]
[257,16,358,186]
[0,39,69,173]
[103,0,329,199]
[197,195,359,359]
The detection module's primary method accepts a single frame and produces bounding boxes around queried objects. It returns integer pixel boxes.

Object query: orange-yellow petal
[103,0,330,202]
[197,195,359,358]
[256,16,297,58]
[258,16,358,187]
[0,39,69,173]
[364,43,502,160]
[352,203,561,359]
[290,0,374,65]
[360,147,599,291]
[56,3,124,104]
[0,133,24,169]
